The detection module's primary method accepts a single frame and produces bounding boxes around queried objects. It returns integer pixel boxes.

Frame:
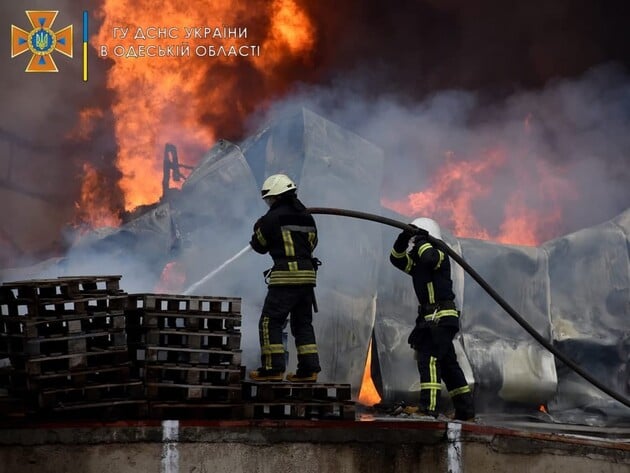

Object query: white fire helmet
[261,174,296,198]
[411,217,442,239]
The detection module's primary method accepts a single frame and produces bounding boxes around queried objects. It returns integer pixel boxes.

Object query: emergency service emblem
[11,11,73,73]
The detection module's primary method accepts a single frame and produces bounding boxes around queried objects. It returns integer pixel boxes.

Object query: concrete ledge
[0,419,628,473]
[0,419,447,446]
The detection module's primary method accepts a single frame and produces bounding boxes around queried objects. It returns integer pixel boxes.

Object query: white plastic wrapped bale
[458,240,557,410]
[545,209,630,426]
[178,139,263,234]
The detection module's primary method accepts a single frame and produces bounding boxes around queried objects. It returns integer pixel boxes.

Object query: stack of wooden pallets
[127,293,245,419]
[0,276,356,422]
[242,381,355,420]
[0,276,146,419]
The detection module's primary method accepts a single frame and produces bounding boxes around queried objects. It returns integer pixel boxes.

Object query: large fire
[80,0,316,218]
[382,148,578,246]
[78,1,578,248]
[71,2,581,407]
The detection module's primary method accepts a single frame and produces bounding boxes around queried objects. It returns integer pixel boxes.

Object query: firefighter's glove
[409,224,429,238]
[395,229,414,248]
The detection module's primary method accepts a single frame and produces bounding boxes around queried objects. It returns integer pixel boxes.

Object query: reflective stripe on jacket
[390,232,458,326]
[250,195,318,286]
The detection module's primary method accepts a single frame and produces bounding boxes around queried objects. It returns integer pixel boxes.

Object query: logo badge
[11,11,73,72]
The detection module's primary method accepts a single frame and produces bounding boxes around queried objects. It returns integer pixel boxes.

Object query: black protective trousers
[258,285,321,373]
[415,325,474,417]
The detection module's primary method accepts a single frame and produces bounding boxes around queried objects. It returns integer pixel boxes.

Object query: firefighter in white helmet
[389,217,475,421]
[248,174,322,382]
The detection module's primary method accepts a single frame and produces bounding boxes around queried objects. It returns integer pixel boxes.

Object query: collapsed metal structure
[4,108,629,426]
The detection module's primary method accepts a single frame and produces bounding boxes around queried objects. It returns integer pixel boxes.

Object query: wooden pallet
[2,330,126,356]
[145,346,241,366]
[12,347,129,375]
[148,399,354,421]
[142,312,241,332]
[242,400,356,420]
[45,399,149,421]
[145,330,241,350]
[146,381,241,402]
[24,364,132,390]
[240,382,355,420]
[0,294,127,319]
[1,312,126,338]
[127,294,241,315]
[38,380,144,408]
[1,276,123,302]
[145,364,242,385]
[242,382,352,403]
[149,401,244,420]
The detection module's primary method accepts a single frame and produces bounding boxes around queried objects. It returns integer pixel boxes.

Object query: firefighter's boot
[286,370,318,383]
[452,391,475,421]
[249,368,284,382]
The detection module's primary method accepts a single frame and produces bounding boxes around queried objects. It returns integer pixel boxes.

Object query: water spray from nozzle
[182,245,252,295]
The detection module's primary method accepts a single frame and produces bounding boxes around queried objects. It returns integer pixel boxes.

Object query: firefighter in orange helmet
[248,174,321,382]
[390,217,475,420]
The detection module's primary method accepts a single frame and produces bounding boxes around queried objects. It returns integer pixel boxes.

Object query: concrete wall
[0,421,627,473]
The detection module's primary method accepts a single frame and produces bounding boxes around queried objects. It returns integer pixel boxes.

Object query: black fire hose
[307,207,630,409]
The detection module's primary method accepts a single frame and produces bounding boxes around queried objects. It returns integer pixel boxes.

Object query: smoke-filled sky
[0,0,629,266]
[258,64,630,243]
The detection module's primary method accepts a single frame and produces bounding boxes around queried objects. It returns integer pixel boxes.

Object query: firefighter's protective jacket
[390,231,459,328]
[249,194,318,286]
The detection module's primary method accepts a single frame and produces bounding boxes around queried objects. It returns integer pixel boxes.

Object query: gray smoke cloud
[1,1,86,138]
[251,63,630,242]
[0,1,116,267]
[2,0,629,268]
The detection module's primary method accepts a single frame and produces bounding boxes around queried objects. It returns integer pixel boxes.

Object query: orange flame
[79,0,316,225]
[383,149,504,241]
[358,338,381,406]
[75,163,122,229]
[66,107,105,141]
[94,1,216,211]
[154,260,187,293]
[383,148,577,246]
[258,0,315,63]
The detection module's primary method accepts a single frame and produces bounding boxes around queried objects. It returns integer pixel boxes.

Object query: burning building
[0,4,630,472]
[4,108,627,428]
[1,2,630,469]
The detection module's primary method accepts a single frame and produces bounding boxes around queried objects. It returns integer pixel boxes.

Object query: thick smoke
[300,0,630,95]
[252,64,630,241]
[1,0,629,266]
[1,1,94,142]
[0,0,118,267]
